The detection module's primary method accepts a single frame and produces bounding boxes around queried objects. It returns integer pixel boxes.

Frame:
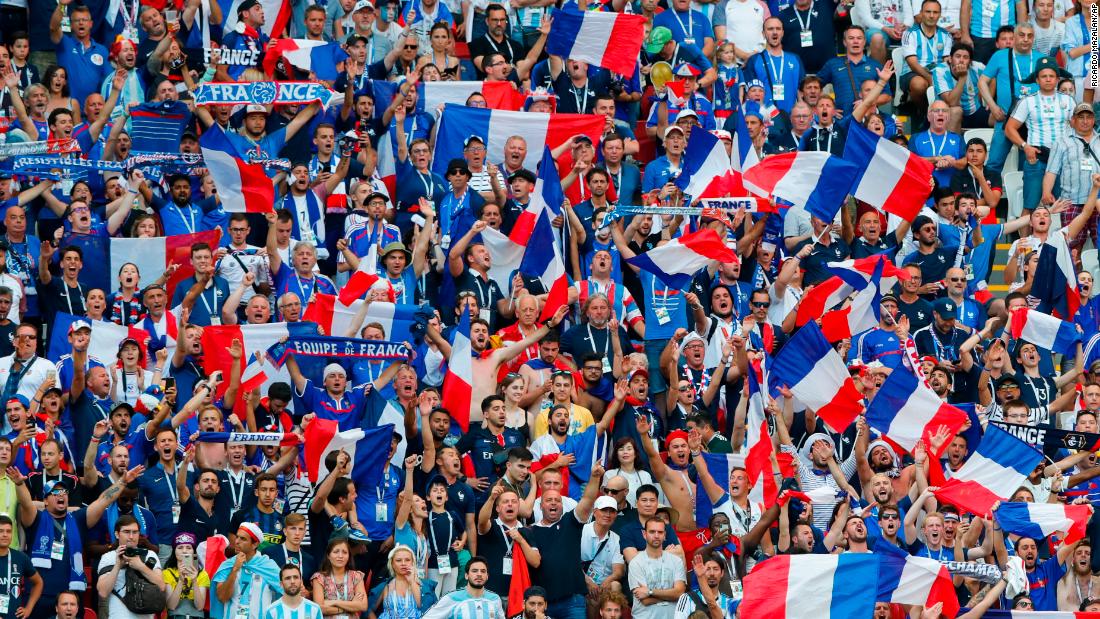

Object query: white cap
[353,0,375,11]
[594,495,618,511]
[244,104,267,115]
[663,125,685,139]
[680,332,706,351]
[324,363,347,379]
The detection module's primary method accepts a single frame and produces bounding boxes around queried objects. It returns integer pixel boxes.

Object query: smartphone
[164,377,175,391]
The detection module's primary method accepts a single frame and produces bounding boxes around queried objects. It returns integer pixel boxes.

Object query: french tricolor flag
[545,8,646,76]
[201,322,317,406]
[843,121,935,222]
[935,424,1043,516]
[797,255,909,326]
[338,244,381,307]
[303,417,365,483]
[819,276,881,342]
[1010,307,1081,356]
[442,309,473,431]
[110,229,222,305]
[199,124,274,213]
[994,501,1092,545]
[876,542,960,618]
[431,105,604,178]
[742,151,859,223]
[519,209,570,322]
[511,146,566,242]
[770,322,865,432]
[223,0,291,41]
[239,350,269,394]
[1033,230,1081,320]
[47,314,151,368]
[741,554,879,618]
[264,39,349,81]
[745,357,778,507]
[675,127,733,200]
[626,228,735,290]
[303,294,418,342]
[981,612,1100,618]
[864,362,968,457]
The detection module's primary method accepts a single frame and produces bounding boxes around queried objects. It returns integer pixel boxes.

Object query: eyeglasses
[16,333,36,340]
[404,44,418,50]
[602,487,626,495]
[1015,601,1034,610]
[677,385,693,392]
[879,513,899,521]
[230,227,249,233]
[948,277,965,282]
[751,301,770,308]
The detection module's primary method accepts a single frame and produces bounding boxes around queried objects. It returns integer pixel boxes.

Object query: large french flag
[742,151,859,222]
[1010,307,1081,355]
[741,554,879,618]
[546,9,646,76]
[843,121,935,222]
[864,363,968,457]
[626,228,736,289]
[1033,230,1081,320]
[695,452,747,525]
[371,81,526,117]
[303,417,364,483]
[442,309,473,431]
[110,229,222,302]
[797,255,908,326]
[876,542,960,618]
[675,127,734,200]
[303,294,418,342]
[982,612,1100,618]
[819,259,885,342]
[431,104,604,178]
[199,124,274,213]
[770,322,865,432]
[511,146,566,242]
[935,424,1044,516]
[482,227,527,297]
[994,502,1092,545]
[519,209,570,322]
[47,314,151,366]
[350,423,400,501]
[744,357,778,507]
[264,39,349,81]
[223,0,291,39]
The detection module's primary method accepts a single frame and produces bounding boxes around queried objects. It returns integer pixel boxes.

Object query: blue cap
[933,297,958,319]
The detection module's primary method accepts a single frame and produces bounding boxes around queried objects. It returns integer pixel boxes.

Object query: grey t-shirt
[627,550,687,619]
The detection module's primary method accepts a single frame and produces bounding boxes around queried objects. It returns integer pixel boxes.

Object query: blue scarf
[281,189,324,243]
[30,511,85,590]
[210,553,282,619]
[105,504,150,542]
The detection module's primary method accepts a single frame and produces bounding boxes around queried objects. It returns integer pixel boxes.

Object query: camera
[123,546,142,557]
[169,54,186,70]
[607,78,625,98]
[339,132,360,157]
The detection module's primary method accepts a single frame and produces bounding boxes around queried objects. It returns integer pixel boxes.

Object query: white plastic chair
[963,128,994,146]
[892,47,907,107]
[1003,170,1024,220]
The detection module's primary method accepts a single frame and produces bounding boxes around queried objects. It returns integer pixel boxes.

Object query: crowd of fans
[0,0,1093,615]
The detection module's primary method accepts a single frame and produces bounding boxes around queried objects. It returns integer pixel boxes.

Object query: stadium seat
[1004,170,1024,220]
[1083,248,1099,281]
[892,47,907,107]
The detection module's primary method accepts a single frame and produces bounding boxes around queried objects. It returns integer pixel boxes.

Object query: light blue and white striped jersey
[1008,91,1076,147]
[263,599,325,619]
[932,64,984,114]
[900,25,953,74]
[422,590,506,619]
[967,0,1018,38]
[1062,13,1095,78]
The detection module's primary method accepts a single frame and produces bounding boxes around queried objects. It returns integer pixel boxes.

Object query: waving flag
[199,124,274,213]
[338,244,380,307]
[820,281,881,342]
[303,417,365,483]
[876,542,959,618]
[994,502,1092,545]
[1033,230,1080,320]
[431,104,604,178]
[518,208,570,323]
[798,255,909,326]
[303,295,419,342]
[442,309,474,431]
[1010,307,1081,356]
[741,554,879,618]
[744,357,778,507]
[981,612,1100,618]
[370,81,526,117]
[935,424,1043,516]
[626,228,735,289]
[675,127,734,199]
[695,452,747,525]
[47,314,151,366]
[110,230,222,302]
[843,121,935,221]
[200,322,318,405]
[264,39,349,81]
[350,422,398,498]
[742,151,859,222]
[511,146,567,241]
[864,363,968,457]
[770,322,864,431]
[240,350,270,394]
[546,9,646,75]
[223,0,291,39]
[482,227,528,295]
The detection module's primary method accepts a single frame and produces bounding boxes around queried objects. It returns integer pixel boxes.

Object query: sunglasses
[948,277,965,282]
[602,487,626,495]
[879,513,899,521]
[751,301,770,308]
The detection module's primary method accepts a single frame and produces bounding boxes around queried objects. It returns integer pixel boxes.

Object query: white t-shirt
[627,551,688,619]
[97,548,163,619]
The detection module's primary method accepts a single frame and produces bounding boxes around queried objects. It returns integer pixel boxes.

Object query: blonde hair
[386,544,416,577]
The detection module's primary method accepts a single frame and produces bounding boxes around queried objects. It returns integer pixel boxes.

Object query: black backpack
[114,552,168,615]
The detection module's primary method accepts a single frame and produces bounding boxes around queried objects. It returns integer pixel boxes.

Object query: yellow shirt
[532,403,594,439]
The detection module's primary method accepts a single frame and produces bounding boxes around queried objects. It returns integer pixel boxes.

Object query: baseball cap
[68,320,92,334]
[1075,103,1095,116]
[880,293,899,305]
[676,108,699,123]
[933,297,958,319]
[663,125,685,139]
[508,169,536,184]
[365,191,389,205]
[628,368,649,382]
[673,63,701,78]
[463,135,485,148]
[244,104,267,116]
[644,27,672,54]
[44,477,75,496]
[745,78,766,91]
[324,363,347,379]
[353,0,375,11]
[594,495,618,511]
[236,0,259,13]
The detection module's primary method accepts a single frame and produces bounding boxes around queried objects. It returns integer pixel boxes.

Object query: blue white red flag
[876,542,960,618]
[264,39,349,81]
[303,417,365,483]
[626,228,735,289]
[770,322,864,431]
[742,151,859,222]
[442,309,474,431]
[1011,306,1081,355]
[1033,230,1080,319]
[740,554,879,618]
[935,424,1043,516]
[994,501,1091,545]
[546,9,647,75]
[843,121,935,221]
[864,361,968,457]
[199,124,274,213]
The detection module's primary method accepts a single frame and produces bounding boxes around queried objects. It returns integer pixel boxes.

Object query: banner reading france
[193,81,336,106]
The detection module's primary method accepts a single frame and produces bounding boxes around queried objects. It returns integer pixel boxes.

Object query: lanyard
[485,35,512,58]
[377,467,390,504]
[767,52,784,85]
[165,468,178,505]
[1078,577,1093,604]
[793,6,812,31]
[572,85,589,113]
[671,9,693,39]
[428,511,454,556]
[295,274,315,304]
[609,166,623,195]
[587,324,610,358]
[1011,51,1030,84]
[418,171,433,198]
[227,469,247,509]
[174,205,197,234]
[63,282,83,315]
[928,132,947,157]
[197,283,219,321]
[283,546,302,566]
[472,276,489,307]
[2,552,10,596]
